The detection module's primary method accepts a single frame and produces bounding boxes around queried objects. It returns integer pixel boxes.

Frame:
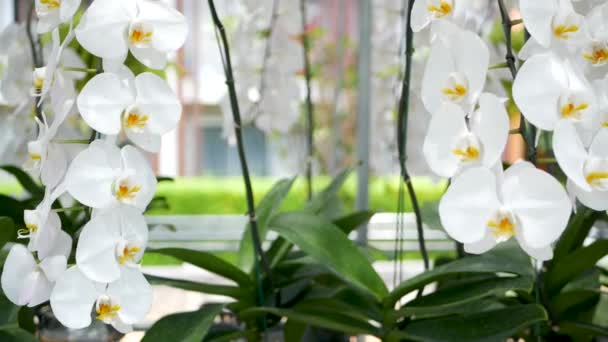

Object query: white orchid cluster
[1,0,187,333]
[221,0,304,143]
[413,0,608,261]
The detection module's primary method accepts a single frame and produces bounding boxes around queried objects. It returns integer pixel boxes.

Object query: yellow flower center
[33,77,44,90]
[583,47,608,65]
[118,245,142,265]
[40,0,60,9]
[602,121,608,128]
[561,102,588,119]
[586,172,608,186]
[452,146,480,162]
[442,84,467,101]
[427,1,452,17]
[488,217,515,239]
[553,25,579,40]
[96,303,121,322]
[124,112,149,129]
[115,184,141,202]
[130,28,153,46]
[26,223,38,233]
[29,153,42,161]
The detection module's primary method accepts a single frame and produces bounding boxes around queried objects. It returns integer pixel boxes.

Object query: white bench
[146,213,454,253]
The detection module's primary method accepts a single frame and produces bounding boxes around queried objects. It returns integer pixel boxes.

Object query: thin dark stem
[397,0,430,273]
[207,0,275,301]
[497,0,537,164]
[300,0,314,200]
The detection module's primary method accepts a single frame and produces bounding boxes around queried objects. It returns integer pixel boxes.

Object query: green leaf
[237,177,295,272]
[0,217,15,251]
[553,209,601,260]
[240,307,380,336]
[0,166,43,196]
[546,239,608,295]
[145,274,245,299]
[0,195,25,224]
[0,326,38,342]
[386,247,534,307]
[284,320,307,342]
[143,304,223,342]
[332,210,375,235]
[17,307,35,334]
[150,248,253,287]
[0,294,19,326]
[305,168,351,218]
[398,304,547,342]
[558,321,608,338]
[398,276,534,318]
[268,211,388,300]
[552,290,600,317]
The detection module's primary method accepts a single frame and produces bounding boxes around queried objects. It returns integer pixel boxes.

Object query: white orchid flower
[519,0,587,60]
[64,140,157,211]
[1,244,67,307]
[577,2,608,76]
[51,266,152,333]
[423,93,509,178]
[439,162,572,261]
[513,53,597,133]
[76,205,148,283]
[23,98,74,187]
[31,28,76,103]
[77,72,181,152]
[411,0,468,32]
[421,21,489,115]
[35,0,81,34]
[75,0,188,69]
[18,184,72,259]
[554,121,608,210]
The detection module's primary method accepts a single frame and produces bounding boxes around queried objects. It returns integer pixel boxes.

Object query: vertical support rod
[300,0,314,200]
[355,0,371,244]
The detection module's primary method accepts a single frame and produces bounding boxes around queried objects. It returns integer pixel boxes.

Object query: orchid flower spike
[75,0,188,69]
[519,0,587,60]
[439,162,572,261]
[76,205,148,283]
[423,93,509,178]
[554,121,608,210]
[23,98,74,187]
[35,0,81,33]
[513,53,597,133]
[77,72,181,152]
[1,244,67,307]
[18,186,72,260]
[421,21,489,115]
[64,140,157,211]
[51,266,152,333]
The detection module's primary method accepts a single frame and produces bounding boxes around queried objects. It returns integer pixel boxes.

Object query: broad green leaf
[150,248,253,287]
[546,239,608,295]
[558,321,608,338]
[398,276,534,318]
[553,209,601,260]
[0,195,25,224]
[284,320,307,342]
[304,168,351,218]
[268,212,388,300]
[143,304,223,342]
[237,177,295,272]
[552,290,599,317]
[0,326,37,342]
[145,274,245,299]
[332,210,375,235]
[17,307,35,334]
[265,171,352,267]
[0,294,19,326]
[398,304,547,342]
[240,307,380,336]
[0,166,43,196]
[386,247,534,307]
[0,217,15,251]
